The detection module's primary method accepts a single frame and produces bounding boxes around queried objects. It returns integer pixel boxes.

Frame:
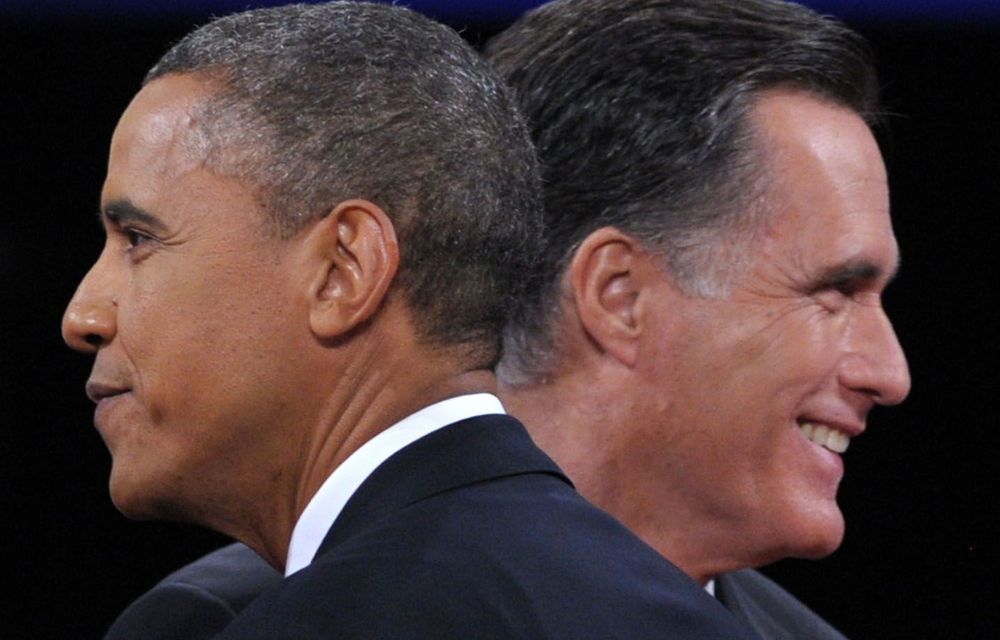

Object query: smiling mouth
[798,421,850,454]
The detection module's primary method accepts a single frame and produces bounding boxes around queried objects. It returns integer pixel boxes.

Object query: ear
[567,227,644,368]
[304,199,399,339]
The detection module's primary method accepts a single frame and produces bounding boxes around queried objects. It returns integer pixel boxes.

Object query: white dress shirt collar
[284,393,505,576]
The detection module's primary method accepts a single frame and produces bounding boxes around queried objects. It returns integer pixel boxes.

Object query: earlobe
[568,227,643,368]
[305,199,399,339]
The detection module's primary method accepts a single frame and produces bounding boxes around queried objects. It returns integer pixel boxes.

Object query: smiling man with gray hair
[486,0,911,637]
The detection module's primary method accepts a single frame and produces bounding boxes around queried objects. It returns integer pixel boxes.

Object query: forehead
[103,74,211,202]
[749,90,897,277]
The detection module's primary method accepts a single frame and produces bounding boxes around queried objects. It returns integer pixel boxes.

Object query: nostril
[84,333,104,347]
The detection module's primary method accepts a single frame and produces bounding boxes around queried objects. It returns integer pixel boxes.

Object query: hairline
[141,68,315,240]
[499,85,871,387]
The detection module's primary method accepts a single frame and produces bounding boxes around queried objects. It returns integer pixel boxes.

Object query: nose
[841,303,911,406]
[62,257,118,353]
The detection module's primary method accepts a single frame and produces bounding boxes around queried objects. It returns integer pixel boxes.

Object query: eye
[813,288,847,313]
[119,227,158,262]
[121,227,155,251]
[831,280,858,297]
[808,279,856,313]
[124,227,153,248]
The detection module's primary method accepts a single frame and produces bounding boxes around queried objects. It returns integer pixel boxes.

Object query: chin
[746,493,847,566]
[782,505,846,561]
[109,480,155,521]
[107,462,175,521]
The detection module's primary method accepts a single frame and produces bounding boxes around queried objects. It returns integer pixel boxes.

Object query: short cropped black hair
[147,1,543,367]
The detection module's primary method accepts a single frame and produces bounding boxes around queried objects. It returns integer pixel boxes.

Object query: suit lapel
[316,414,569,555]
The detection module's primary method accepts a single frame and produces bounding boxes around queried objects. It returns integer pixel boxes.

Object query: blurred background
[1,1,996,637]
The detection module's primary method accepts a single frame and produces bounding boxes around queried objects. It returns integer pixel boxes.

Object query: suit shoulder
[716,569,848,640]
[104,543,282,640]
[218,486,759,640]
[154,543,281,609]
[104,581,239,640]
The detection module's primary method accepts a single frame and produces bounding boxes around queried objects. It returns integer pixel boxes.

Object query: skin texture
[504,90,911,585]
[62,73,493,569]
[63,74,315,540]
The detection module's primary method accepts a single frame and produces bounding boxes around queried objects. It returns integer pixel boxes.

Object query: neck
[245,339,495,570]
[501,364,754,587]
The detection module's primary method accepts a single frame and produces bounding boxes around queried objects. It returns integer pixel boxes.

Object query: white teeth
[798,422,850,454]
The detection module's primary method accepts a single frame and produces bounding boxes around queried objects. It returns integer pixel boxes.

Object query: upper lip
[86,381,130,404]
[797,416,866,439]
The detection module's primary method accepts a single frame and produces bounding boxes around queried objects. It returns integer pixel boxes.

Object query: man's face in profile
[62,74,315,522]
[630,90,911,563]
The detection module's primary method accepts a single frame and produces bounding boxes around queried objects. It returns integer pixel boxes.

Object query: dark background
[1,1,996,638]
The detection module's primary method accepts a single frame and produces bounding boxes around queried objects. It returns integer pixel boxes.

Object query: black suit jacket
[715,569,847,639]
[106,549,846,640]
[211,415,759,639]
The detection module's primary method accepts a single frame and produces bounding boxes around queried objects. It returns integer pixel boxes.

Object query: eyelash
[809,279,856,297]
[808,283,852,314]
[118,227,158,262]
[124,228,153,248]
[831,281,856,296]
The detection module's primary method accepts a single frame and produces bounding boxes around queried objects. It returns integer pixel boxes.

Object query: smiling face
[624,90,911,572]
[61,74,319,526]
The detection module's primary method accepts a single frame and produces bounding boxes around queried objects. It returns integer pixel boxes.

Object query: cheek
[675,312,838,459]
[772,313,846,393]
[740,307,843,395]
[120,274,262,410]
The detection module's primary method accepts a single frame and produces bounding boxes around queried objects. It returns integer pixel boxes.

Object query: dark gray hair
[146,1,543,367]
[485,0,880,383]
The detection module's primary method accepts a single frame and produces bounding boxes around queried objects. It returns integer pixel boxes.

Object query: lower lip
[814,442,844,471]
[797,427,845,476]
[94,392,128,429]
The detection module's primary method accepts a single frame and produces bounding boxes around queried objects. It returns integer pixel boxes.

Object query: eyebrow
[813,256,900,290]
[99,200,168,233]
